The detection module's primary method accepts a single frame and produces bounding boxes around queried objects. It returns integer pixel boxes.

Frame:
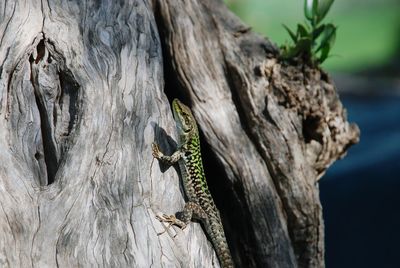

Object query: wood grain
[154,0,359,267]
[0,0,359,267]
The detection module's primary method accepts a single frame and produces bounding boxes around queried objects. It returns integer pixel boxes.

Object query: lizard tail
[214,237,234,268]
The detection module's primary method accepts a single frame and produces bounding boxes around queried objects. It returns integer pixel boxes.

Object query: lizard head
[172,99,197,141]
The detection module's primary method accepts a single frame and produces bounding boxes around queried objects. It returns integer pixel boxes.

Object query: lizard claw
[156,214,187,236]
[151,143,162,159]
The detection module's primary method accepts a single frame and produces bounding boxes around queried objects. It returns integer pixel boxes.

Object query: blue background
[320,94,400,268]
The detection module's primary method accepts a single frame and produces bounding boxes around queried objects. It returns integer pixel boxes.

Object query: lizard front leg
[152,142,184,165]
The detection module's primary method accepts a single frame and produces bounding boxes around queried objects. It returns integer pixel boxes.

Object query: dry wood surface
[0,0,359,267]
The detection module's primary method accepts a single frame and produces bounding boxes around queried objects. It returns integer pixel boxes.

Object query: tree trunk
[0,0,359,267]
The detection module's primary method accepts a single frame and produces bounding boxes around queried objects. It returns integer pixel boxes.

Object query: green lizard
[152,99,234,268]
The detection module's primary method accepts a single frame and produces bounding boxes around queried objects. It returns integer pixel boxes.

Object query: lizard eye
[184,118,191,128]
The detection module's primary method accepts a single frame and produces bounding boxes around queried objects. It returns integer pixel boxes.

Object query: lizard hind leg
[156,201,207,236]
[176,201,208,223]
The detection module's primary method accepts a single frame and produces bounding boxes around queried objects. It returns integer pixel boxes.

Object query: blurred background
[225,0,400,267]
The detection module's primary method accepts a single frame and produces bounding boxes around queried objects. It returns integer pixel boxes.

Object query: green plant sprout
[281,0,336,66]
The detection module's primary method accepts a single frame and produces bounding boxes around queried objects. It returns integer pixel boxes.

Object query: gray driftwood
[0,0,359,267]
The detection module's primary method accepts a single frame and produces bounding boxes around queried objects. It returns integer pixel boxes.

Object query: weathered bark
[0,0,358,268]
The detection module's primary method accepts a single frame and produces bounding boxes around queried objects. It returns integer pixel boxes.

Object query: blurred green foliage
[225,0,400,72]
[281,0,337,66]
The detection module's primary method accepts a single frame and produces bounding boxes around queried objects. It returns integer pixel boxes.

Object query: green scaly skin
[152,99,234,268]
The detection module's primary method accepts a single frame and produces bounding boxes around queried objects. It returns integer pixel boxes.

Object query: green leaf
[281,37,312,59]
[297,23,310,38]
[283,24,298,42]
[316,24,336,63]
[312,24,326,39]
[315,23,336,53]
[281,43,299,59]
[312,0,319,17]
[282,47,297,59]
[319,43,331,63]
[316,0,335,23]
[304,0,315,21]
[296,37,313,52]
